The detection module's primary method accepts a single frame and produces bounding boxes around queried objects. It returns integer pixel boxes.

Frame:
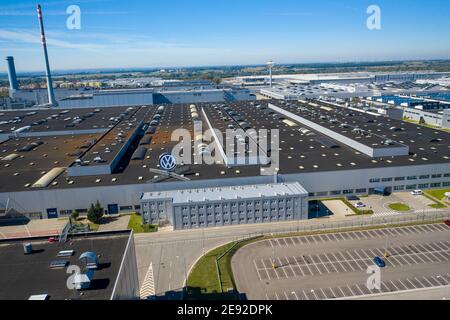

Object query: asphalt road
[232,223,450,300]
[134,217,347,297]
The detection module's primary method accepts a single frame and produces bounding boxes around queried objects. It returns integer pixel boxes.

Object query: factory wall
[0,176,273,219]
[443,110,450,129]
[403,109,443,127]
[58,91,155,108]
[283,163,450,197]
[110,233,139,300]
[12,89,88,105]
[1,162,450,221]
[57,89,254,108]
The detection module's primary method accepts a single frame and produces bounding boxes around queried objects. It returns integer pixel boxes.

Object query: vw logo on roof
[159,153,177,171]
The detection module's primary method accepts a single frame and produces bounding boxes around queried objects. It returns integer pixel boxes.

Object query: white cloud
[0,29,105,51]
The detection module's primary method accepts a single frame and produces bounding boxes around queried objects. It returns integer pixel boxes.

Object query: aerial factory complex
[1,98,450,229]
[1,1,450,303]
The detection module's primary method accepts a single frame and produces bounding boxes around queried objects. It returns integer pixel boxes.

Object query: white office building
[140,182,309,230]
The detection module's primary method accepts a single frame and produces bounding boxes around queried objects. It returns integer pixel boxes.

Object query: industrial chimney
[6,56,19,92]
[37,4,57,106]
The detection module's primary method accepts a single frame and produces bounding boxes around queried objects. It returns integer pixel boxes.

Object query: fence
[226,211,450,243]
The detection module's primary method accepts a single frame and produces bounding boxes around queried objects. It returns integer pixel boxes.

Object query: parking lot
[266,273,450,300]
[232,223,450,300]
[349,192,442,217]
[255,239,450,281]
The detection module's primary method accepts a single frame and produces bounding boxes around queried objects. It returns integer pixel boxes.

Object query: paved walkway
[372,208,445,218]
[0,219,67,239]
[97,215,131,232]
[322,200,353,219]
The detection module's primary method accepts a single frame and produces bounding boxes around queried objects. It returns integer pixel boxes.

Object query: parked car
[346,195,360,201]
[411,190,423,196]
[444,220,450,227]
[373,256,386,268]
[48,237,58,243]
[355,202,366,208]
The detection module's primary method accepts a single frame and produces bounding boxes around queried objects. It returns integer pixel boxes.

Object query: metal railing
[239,211,450,240]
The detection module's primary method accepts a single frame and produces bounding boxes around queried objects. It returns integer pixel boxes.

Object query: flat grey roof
[0,231,131,300]
[141,182,308,203]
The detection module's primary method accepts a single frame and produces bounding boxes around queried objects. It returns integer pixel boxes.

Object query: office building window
[430,183,441,188]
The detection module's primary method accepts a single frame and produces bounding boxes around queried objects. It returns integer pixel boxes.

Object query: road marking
[302,257,316,276]
[276,258,289,278]
[253,260,263,281]
[302,290,309,301]
[397,280,409,290]
[318,288,327,300]
[323,254,339,273]
[140,262,155,299]
[404,278,417,289]
[421,276,435,287]
[284,256,297,277]
[347,285,356,296]
[414,277,426,288]
[331,252,348,272]
[389,280,400,291]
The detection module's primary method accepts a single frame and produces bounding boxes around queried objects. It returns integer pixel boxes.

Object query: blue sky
[1,0,450,72]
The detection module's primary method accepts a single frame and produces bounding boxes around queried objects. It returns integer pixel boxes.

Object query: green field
[127,213,158,233]
[426,189,450,202]
[186,237,263,299]
[388,203,411,212]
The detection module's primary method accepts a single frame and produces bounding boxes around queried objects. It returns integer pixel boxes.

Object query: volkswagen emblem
[159,153,177,171]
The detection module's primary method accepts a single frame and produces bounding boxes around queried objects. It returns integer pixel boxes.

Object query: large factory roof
[0,100,449,193]
[0,107,127,134]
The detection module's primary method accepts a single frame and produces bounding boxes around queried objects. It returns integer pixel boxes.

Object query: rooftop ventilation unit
[93,156,106,163]
[23,243,33,255]
[28,294,49,300]
[79,252,99,270]
[31,167,65,188]
[131,147,147,160]
[139,136,152,145]
[49,260,69,269]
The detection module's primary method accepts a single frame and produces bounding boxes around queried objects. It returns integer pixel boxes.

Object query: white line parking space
[263,223,448,249]
[254,240,450,280]
[267,273,450,300]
